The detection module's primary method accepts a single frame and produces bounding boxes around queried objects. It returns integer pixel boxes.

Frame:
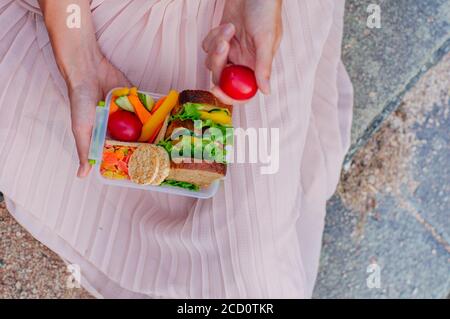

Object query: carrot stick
[152,97,166,114]
[109,97,119,114]
[128,94,151,124]
[139,90,179,142]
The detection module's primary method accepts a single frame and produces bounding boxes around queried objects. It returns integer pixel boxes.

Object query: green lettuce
[161,180,200,191]
[157,140,173,154]
[169,135,227,163]
[171,103,203,121]
[201,119,234,146]
[163,103,234,163]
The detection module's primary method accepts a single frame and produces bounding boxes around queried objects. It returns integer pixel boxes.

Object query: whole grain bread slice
[172,90,233,115]
[167,159,226,188]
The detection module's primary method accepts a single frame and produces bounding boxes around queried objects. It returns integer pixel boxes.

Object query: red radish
[219,65,258,100]
[108,110,142,142]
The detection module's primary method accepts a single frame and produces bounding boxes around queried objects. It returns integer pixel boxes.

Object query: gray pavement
[342,0,450,154]
[314,0,450,298]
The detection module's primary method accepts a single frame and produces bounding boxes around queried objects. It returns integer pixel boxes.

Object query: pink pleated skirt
[0,0,353,298]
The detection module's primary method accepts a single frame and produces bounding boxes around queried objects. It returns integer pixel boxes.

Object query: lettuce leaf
[163,103,234,163]
[161,180,200,191]
[171,103,202,121]
[201,119,234,145]
[157,140,173,154]
[172,103,233,137]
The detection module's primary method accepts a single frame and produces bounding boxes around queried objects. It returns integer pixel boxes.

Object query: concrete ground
[313,0,450,298]
[0,0,449,298]
[313,52,450,299]
[0,201,92,299]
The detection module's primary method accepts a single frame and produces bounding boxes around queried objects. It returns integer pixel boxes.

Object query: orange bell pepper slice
[149,123,163,144]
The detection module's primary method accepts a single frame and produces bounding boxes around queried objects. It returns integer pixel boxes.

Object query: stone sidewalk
[313,52,450,299]
[340,0,449,150]
[313,0,450,298]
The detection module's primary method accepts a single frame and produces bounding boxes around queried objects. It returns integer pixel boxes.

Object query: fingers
[254,36,275,95]
[206,40,231,84]
[102,62,133,94]
[203,23,236,84]
[202,23,235,53]
[112,68,132,90]
[68,86,97,179]
[67,57,131,179]
[72,124,93,178]
[211,85,251,106]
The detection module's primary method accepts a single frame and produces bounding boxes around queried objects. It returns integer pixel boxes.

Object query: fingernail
[224,23,234,36]
[261,78,271,95]
[77,164,89,178]
[216,41,227,54]
[76,166,83,178]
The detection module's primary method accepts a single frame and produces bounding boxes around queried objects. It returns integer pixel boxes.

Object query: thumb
[208,40,231,85]
[72,124,93,178]
[254,37,275,95]
[68,84,99,178]
[69,98,95,178]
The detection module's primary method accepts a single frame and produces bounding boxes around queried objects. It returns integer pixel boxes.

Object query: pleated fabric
[0,0,352,298]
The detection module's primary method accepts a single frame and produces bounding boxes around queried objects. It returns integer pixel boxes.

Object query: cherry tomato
[108,110,142,142]
[219,65,258,100]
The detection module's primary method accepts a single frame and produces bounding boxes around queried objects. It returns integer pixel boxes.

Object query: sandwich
[157,90,233,189]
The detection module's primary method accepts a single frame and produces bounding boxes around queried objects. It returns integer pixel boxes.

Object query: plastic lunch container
[88,88,221,199]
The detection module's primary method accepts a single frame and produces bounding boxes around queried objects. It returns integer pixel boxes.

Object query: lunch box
[88,89,221,199]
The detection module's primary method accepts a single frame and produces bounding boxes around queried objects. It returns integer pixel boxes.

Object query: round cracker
[150,146,171,186]
[128,144,160,185]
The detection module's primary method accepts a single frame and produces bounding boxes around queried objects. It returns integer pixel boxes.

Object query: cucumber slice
[138,93,155,112]
[115,96,135,112]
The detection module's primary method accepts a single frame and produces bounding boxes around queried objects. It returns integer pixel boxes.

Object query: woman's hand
[67,53,130,178]
[203,0,283,104]
[39,0,130,177]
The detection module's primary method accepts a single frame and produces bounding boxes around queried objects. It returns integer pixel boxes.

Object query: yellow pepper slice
[129,87,138,96]
[112,87,130,97]
[139,90,179,142]
[199,110,232,125]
